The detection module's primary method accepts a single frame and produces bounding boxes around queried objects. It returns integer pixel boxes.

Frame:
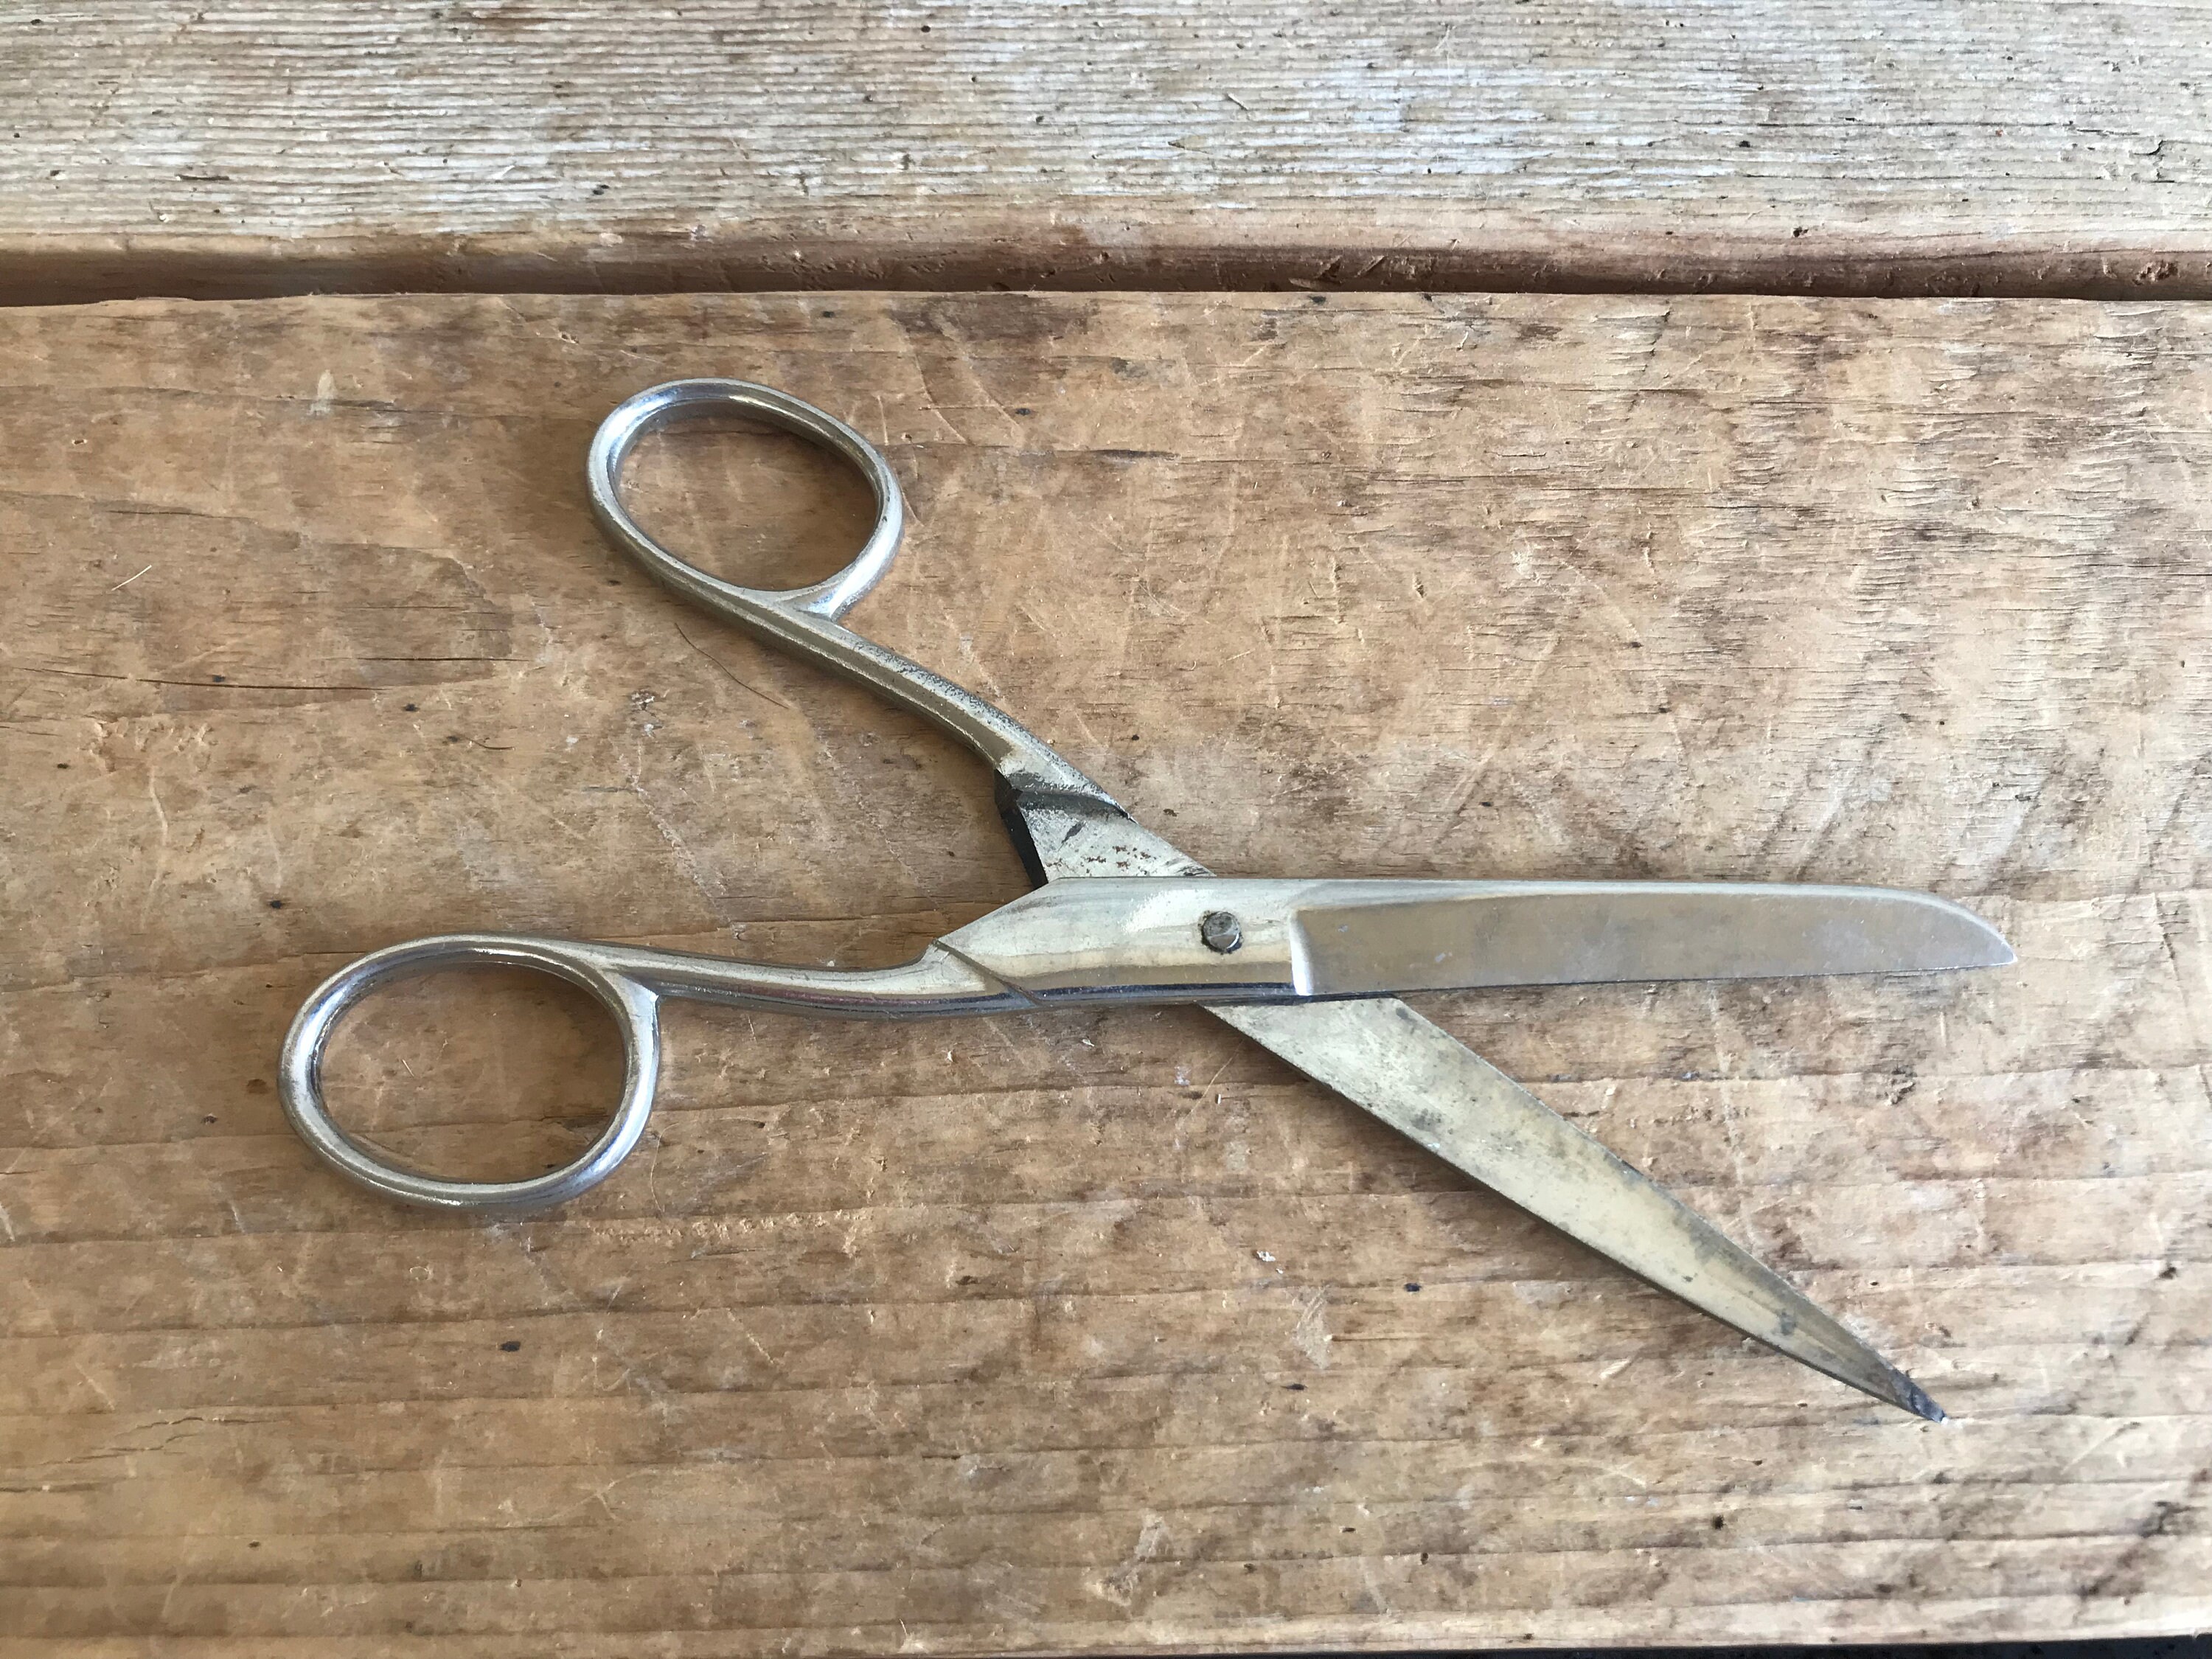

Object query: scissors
[281,378,2011,1419]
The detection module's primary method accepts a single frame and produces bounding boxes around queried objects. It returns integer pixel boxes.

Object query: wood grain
[3,2,2211,305]
[0,290,2207,1649]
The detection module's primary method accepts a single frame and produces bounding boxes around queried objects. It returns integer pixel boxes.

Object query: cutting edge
[1015,797,1952,1418]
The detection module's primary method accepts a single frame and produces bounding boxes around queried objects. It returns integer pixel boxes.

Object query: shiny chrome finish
[1290,877,2012,992]
[279,933,1021,1214]
[935,876,2012,1002]
[279,378,2010,1421]
[282,876,2010,1208]
[583,379,1116,809]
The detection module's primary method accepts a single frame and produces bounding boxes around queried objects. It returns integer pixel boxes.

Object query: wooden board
[1,290,2207,1651]
[4,1,2212,305]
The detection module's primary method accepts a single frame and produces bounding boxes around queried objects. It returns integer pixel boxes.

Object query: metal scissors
[282,378,2011,1419]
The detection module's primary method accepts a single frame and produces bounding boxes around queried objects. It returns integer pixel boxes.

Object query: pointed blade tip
[1890,1372,1949,1423]
[1835,1337,1947,1422]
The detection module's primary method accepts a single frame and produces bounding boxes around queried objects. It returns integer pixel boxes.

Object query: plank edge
[7,223,2212,307]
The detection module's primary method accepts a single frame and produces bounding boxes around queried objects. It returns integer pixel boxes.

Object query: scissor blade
[1009,797,1942,1416]
[1294,880,2011,997]
[1211,996,1944,1419]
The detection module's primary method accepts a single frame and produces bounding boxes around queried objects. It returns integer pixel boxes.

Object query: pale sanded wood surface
[1,291,2208,1650]
[4,1,2212,304]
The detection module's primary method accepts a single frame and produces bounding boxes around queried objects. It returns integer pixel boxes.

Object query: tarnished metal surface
[1214,998,1948,1419]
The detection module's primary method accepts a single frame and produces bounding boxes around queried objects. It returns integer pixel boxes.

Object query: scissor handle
[584,379,1117,807]
[279,934,664,1213]
[586,378,906,624]
[279,929,1032,1212]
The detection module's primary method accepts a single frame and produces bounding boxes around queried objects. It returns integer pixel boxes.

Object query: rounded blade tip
[1970,918,2017,970]
[1925,894,2014,970]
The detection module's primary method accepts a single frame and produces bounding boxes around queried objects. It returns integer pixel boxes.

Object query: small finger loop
[585,378,905,623]
[278,935,662,1214]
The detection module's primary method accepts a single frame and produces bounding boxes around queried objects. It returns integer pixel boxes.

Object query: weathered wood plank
[2,3,2211,304]
[0,291,2207,1649]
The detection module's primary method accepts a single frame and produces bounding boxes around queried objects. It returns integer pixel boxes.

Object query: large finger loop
[585,378,905,623]
[278,934,663,1214]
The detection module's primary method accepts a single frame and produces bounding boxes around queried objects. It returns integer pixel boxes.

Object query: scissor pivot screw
[1199,911,1243,954]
